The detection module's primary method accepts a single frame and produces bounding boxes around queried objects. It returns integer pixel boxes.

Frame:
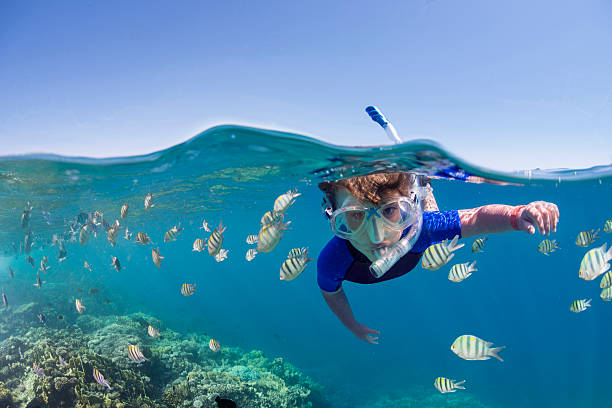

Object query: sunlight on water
[0,125,611,407]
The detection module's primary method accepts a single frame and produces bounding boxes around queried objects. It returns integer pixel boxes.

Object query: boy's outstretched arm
[321,287,380,344]
[458,201,559,238]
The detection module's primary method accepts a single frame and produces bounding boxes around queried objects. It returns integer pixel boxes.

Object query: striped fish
[246,234,258,244]
[209,339,221,352]
[288,247,308,259]
[257,220,291,253]
[79,224,91,246]
[451,334,505,362]
[214,249,229,262]
[84,261,92,272]
[200,220,211,232]
[601,287,612,302]
[148,325,160,338]
[605,220,612,234]
[434,377,466,394]
[575,229,599,247]
[570,299,591,313]
[128,345,147,363]
[164,223,184,243]
[422,235,464,271]
[33,362,46,377]
[280,250,313,281]
[144,192,154,211]
[207,221,227,256]
[538,239,560,255]
[135,232,152,245]
[107,224,120,246]
[600,271,612,289]
[274,188,301,213]
[93,368,111,389]
[261,210,284,226]
[448,261,477,283]
[152,248,164,268]
[471,236,487,253]
[245,248,258,262]
[75,299,86,314]
[181,283,196,297]
[192,238,205,252]
[24,231,33,254]
[578,243,612,281]
[120,203,129,219]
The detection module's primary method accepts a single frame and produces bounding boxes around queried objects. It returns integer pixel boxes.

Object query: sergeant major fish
[287,247,307,259]
[24,231,33,254]
[280,249,313,281]
[538,239,560,255]
[181,283,196,296]
[21,202,33,229]
[448,261,477,283]
[207,221,227,256]
[434,377,466,394]
[120,203,129,219]
[192,238,205,252]
[605,219,612,234]
[576,229,600,247]
[33,272,45,288]
[152,248,164,267]
[245,248,258,261]
[144,192,154,211]
[578,243,612,281]
[214,249,229,262]
[25,255,35,268]
[260,210,284,226]
[570,298,591,313]
[451,334,505,362]
[84,261,92,272]
[79,224,91,246]
[199,220,210,232]
[124,227,132,240]
[246,234,258,245]
[422,235,464,271]
[135,232,152,245]
[257,220,291,253]
[471,236,487,253]
[273,188,301,213]
[601,271,612,289]
[601,287,612,302]
[164,223,184,243]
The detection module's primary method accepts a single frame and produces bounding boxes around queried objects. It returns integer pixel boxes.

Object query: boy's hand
[517,201,559,235]
[352,323,380,344]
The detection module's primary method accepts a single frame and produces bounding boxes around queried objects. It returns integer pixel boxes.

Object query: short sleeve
[317,236,354,292]
[410,210,462,253]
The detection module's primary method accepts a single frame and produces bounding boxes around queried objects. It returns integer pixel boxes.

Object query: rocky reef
[0,306,327,408]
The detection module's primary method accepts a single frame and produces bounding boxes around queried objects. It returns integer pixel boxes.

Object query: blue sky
[1,0,611,171]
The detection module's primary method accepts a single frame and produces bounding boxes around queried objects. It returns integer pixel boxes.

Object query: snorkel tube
[365,106,424,278]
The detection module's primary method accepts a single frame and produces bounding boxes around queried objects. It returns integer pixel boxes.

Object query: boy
[318,172,559,344]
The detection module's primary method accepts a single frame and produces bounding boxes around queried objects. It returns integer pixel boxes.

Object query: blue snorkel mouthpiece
[365,106,402,144]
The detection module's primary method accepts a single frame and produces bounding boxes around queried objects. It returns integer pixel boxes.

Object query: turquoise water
[0,125,611,407]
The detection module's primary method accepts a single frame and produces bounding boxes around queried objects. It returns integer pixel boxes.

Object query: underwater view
[0,125,611,408]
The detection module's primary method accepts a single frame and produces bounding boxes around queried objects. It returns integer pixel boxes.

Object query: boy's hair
[319,172,429,211]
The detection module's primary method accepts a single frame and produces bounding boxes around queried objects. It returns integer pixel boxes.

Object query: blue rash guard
[317,210,462,292]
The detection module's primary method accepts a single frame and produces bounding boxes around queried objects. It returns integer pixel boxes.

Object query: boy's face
[334,188,403,262]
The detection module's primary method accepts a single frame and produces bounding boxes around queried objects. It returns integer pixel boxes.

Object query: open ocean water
[0,125,611,408]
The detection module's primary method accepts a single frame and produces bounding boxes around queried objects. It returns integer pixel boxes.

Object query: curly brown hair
[319,172,430,211]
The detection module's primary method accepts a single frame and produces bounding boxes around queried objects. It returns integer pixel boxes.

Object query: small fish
[120,203,129,219]
[601,287,612,302]
[33,362,46,378]
[570,299,591,313]
[124,227,132,240]
[110,256,121,272]
[26,255,35,268]
[42,255,48,265]
[164,223,184,243]
[18,346,23,359]
[448,261,477,283]
[538,239,560,255]
[103,299,111,304]
[471,236,487,253]
[257,220,291,253]
[579,243,612,281]
[600,271,612,289]
[39,260,50,274]
[21,203,32,229]
[79,224,91,246]
[287,247,307,259]
[152,247,164,267]
[147,325,160,338]
[128,344,147,363]
[24,231,34,254]
[181,283,196,297]
[434,377,466,394]
[2,289,8,308]
[144,192,154,211]
[33,272,45,288]
[451,334,504,362]
[192,238,205,252]
[56,314,64,320]
[38,313,46,325]
[576,229,600,247]
[215,396,236,408]
[209,339,221,352]
[200,220,211,232]
[273,188,301,213]
[245,248,258,262]
[214,249,229,262]
[260,210,284,226]
[605,219,612,234]
[207,221,227,256]
[135,232,152,245]
[93,368,111,389]
[246,234,258,244]
[58,240,67,261]
[422,235,465,271]
[42,210,52,225]
[280,249,313,281]
[107,223,121,246]
[89,288,99,294]
[58,356,68,367]
[84,261,92,272]
[75,299,86,314]
[8,266,14,279]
